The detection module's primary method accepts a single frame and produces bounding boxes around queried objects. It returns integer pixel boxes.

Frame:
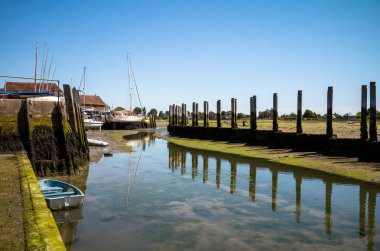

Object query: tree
[149,108,158,116]
[114,106,125,111]
[133,107,142,115]
[158,111,164,118]
[237,113,245,119]
[258,109,273,119]
[209,111,216,120]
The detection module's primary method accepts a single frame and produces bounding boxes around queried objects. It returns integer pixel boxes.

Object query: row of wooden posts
[169,82,377,142]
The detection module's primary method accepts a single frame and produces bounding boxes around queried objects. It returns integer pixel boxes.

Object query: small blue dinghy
[39,179,85,210]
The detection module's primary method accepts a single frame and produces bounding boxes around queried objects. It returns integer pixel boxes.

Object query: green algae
[18,152,66,250]
[0,115,19,134]
[165,137,380,184]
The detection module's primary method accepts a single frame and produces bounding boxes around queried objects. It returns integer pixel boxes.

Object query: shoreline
[163,136,380,185]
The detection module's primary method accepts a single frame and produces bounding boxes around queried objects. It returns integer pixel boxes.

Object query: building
[1,82,62,96]
[79,94,109,112]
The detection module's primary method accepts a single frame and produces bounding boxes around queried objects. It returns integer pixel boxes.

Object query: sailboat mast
[128,54,132,110]
[34,42,38,90]
[83,66,86,108]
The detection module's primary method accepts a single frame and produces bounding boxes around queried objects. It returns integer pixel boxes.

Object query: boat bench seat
[41,186,64,194]
[44,191,76,198]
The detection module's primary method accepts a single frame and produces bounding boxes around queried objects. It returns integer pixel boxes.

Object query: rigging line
[49,66,57,92]
[78,66,85,90]
[129,57,143,111]
[46,53,54,91]
[39,44,46,91]
[41,47,49,91]
[126,146,144,207]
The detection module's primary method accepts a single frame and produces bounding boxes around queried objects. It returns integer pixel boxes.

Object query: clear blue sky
[1,0,379,115]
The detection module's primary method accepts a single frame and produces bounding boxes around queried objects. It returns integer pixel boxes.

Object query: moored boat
[84,118,103,129]
[39,179,85,210]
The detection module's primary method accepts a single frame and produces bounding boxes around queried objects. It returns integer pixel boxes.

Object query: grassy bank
[165,136,380,184]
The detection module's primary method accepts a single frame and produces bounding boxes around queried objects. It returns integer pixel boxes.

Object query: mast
[128,53,132,110]
[34,42,38,91]
[83,66,86,109]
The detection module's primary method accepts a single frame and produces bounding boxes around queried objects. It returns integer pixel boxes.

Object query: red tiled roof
[79,94,107,106]
[4,82,62,93]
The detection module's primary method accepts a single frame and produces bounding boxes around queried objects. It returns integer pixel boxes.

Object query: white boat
[87,138,109,147]
[39,179,85,210]
[109,54,146,124]
[84,118,103,129]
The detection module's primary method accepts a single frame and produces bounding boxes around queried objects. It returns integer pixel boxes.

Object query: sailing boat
[81,67,103,129]
[109,54,144,124]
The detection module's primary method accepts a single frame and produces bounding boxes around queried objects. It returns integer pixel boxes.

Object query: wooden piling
[234,98,237,128]
[192,102,195,126]
[231,98,235,128]
[195,103,199,126]
[168,105,172,125]
[182,103,187,126]
[203,101,209,127]
[273,93,278,132]
[361,85,368,141]
[250,96,257,131]
[297,90,303,133]
[369,82,377,141]
[217,100,221,128]
[327,87,333,138]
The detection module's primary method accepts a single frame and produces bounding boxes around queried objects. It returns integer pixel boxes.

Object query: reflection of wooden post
[203,155,208,183]
[181,151,186,175]
[327,87,333,138]
[191,153,198,180]
[272,170,278,211]
[250,96,257,131]
[249,164,256,201]
[359,186,366,238]
[369,82,377,141]
[195,103,199,126]
[273,93,278,132]
[297,91,303,133]
[367,191,376,251]
[361,86,368,141]
[230,162,237,194]
[192,102,195,126]
[216,158,221,188]
[295,175,302,223]
[204,101,209,127]
[217,100,221,128]
[325,181,332,235]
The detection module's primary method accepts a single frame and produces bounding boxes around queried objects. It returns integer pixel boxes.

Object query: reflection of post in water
[325,181,332,235]
[216,157,221,189]
[294,174,302,223]
[230,162,237,194]
[180,151,186,175]
[367,191,376,251]
[175,149,180,170]
[203,155,208,183]
[249,164,256,201]
[271,170,278,211]
[359,186,367,238]
[191,152,198,180]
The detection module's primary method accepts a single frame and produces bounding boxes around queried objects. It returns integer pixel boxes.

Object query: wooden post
[361,85,368,141]
[175,105,178,125]
[234,98,237,128]
[250,96,257,131]
[169,105,172,125]
[369,82,377,141]
[63,84,78,133]
[231,98,235,128]
[297,90,303,133]
[203,155,208,183]
[273,93,278,132]
[230,162,237,194]
[183,104,187,126]
[192,102,195,126]
[203,101,209,127]
[195,103,199,126]
[327,87,333,138]
[217,100,221,128]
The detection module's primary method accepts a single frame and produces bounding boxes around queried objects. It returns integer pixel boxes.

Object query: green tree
[158,111,164,118]
[133,107,142,115]
[258,109,273,119]
[149,108,158,116]
[237,113,245,119]
[114,106,125,111]
[303,109,318,119]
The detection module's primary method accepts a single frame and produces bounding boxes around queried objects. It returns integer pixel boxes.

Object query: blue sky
[1,0,379,114]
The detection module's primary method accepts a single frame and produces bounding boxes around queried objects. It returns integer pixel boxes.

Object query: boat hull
[110,116,144,123]
[45,195,84,210]
[84,119,103,129]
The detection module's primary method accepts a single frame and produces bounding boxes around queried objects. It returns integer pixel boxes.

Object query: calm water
[54,132,380,251]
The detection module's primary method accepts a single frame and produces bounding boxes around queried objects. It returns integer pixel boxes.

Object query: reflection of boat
[39,179,85,210]
[88,138,109,147]
[52,208,84,247]
[84,118,103,129]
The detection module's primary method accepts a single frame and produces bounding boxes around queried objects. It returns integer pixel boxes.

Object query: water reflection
[168,144,379,250]
[52,209,83,249]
